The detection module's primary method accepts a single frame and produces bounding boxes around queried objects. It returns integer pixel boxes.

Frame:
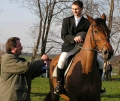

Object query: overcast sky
[0,0,37,52]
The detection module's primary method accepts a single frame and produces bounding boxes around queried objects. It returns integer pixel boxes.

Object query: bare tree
[89,0,120,54]
[22,0,73,59]
[108,0,114,32]
[9,0,120,58]
[0,43,5,59]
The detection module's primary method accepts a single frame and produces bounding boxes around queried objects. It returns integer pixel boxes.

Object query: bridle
[91,24,109,51]
[78,24,109,52]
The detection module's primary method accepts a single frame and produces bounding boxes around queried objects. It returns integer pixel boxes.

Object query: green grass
[31,78,50,101]
[31,76,120,101]
[101,80,120,101]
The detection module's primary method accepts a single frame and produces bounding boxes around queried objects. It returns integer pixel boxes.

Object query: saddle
[53,43,83,78]
[52,55,74,78]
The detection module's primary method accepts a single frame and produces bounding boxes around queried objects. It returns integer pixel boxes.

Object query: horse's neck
[79,30,98,74]
[83,28,95,49]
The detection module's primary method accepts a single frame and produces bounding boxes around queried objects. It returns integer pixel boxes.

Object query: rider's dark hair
[72,0,83,8]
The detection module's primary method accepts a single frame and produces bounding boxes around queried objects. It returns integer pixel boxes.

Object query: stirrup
[54,81,63,94]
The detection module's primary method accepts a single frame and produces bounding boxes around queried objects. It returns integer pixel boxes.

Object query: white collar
[74,16,82,22]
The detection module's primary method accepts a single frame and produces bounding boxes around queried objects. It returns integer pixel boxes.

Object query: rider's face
[72,4,83,18]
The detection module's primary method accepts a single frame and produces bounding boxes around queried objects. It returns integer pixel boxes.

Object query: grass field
[31,76,120,101]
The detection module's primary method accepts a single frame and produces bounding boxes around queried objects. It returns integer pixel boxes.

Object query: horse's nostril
[104,50,114,60]
[104,50,109,54]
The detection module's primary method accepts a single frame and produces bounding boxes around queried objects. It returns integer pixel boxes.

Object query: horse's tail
[43,92,52,101]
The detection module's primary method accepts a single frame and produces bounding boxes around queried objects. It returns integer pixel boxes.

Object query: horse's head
[86,13,113,61]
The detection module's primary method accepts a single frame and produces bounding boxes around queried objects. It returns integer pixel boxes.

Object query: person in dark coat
[54,0,106,94]
[105,61,112,81]
[0,37,49,101]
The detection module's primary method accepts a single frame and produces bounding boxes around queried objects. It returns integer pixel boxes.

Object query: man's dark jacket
[0,53,45,101]
[61,15,90,52]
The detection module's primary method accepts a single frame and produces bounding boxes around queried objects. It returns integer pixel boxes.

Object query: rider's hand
[74,36,83,43]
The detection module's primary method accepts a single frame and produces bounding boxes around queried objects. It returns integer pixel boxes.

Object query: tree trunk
[108,0,114,33]
[118,60,120,75]
[31,0,42,59]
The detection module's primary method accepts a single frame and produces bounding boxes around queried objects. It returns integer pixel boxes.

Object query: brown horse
[44,14,113,101]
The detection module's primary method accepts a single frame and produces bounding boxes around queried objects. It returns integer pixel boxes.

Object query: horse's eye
[94,30,98,33]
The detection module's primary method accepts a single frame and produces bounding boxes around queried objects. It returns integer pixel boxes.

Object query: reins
[77,45,98,51]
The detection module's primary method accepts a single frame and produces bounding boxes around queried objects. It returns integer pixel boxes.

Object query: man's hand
[41,54,49,61]
[74,36,83,43]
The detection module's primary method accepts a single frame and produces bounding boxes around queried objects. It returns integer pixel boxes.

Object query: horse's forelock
[95,18,110,36]
[95,18,106,27]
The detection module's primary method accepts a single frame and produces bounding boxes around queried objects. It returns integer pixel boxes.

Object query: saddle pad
[52,58,74,77]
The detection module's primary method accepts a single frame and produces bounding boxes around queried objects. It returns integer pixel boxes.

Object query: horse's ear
[101,13,106,21]
[86,14,95,23]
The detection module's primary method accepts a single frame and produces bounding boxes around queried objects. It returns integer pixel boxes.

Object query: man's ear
[11,46,14,50]
[11,46,16,53]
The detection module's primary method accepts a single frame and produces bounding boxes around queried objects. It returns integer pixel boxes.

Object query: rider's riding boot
[54,67,63,94]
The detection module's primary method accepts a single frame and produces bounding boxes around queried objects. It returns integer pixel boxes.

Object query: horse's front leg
[97,97,101,101]
[50,79,60,101]
[51,92,60,101]
[43,91,60,101]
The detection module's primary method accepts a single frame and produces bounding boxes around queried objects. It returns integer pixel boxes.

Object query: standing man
[0,37,49,101]
[105,61,112,81]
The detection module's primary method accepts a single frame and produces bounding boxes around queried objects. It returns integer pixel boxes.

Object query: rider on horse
[54,0,106,94]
